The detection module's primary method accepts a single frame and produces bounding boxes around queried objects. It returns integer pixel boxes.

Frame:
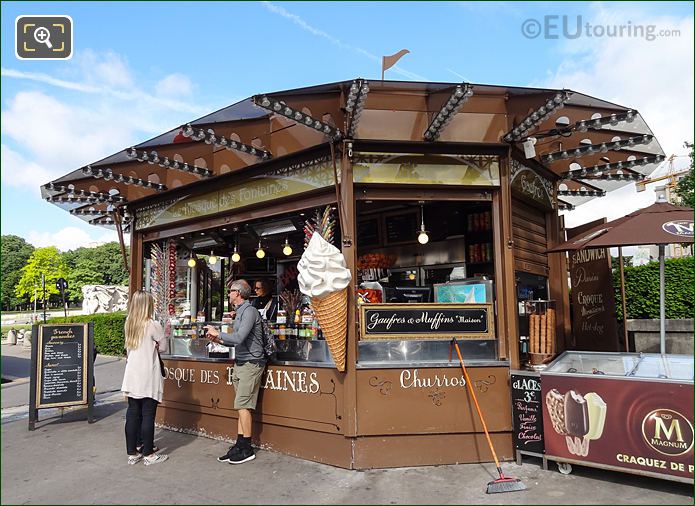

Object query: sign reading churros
[542,375,694,483]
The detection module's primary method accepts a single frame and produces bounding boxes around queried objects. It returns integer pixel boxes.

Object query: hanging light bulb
[187,253,196,268]
[282,237,293,256]
[256,241,265,259]
[208,250,218,265]
[417,203,429,245]
[231,245,241,263]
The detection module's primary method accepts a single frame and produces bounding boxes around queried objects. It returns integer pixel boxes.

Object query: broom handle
[453,339,502,470]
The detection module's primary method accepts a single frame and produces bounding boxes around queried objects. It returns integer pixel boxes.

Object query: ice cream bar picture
[564,390,589,437]
[584,392,607,441]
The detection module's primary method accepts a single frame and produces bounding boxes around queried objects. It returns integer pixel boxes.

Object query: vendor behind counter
[251,279,278,321]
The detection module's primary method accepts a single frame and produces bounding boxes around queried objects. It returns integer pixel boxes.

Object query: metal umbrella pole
[618,247,629,352]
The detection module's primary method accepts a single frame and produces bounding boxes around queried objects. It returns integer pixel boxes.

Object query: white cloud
[538,6,694,226]
[155,73,194,97]
[2,91,138,174]
[75,50,135,89]
[1,65,204,115]
[1,49,208,248]
[538,7,693,155]
[1,144,52,189]
[25,226,129,252]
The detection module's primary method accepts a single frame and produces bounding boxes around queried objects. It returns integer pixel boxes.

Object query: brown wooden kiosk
[42,79,665,469]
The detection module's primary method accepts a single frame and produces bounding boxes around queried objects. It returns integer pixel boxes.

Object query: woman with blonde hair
[121,290,169,465]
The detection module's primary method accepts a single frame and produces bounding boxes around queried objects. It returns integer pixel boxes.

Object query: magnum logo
[662,220,694,238]
[642,409,694,456]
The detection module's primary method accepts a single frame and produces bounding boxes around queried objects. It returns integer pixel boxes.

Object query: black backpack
[242,305,276,360]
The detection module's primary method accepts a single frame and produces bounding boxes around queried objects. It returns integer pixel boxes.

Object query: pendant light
[230,244,241,263]
[255,240,266,259]
[417,202,429,245]
[282,237,293,256]
[187,252,196,268]
[208,250,218,265]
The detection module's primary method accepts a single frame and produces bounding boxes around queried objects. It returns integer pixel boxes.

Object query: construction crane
[636,154,689,193]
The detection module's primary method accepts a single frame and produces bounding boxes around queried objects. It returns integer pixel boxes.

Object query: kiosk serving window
[151,206,342,367]
[355,200,499,366]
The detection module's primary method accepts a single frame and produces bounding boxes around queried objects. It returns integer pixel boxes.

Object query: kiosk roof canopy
[41,78,665,230]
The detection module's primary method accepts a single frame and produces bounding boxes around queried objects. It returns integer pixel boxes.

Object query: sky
[1,1,693,251]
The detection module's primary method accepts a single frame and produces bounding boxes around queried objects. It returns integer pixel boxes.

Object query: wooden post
[129,230,144,298]
[28,324,39,431]
[113,210,129,273]
[87,322,95,423]
[339,142,358,438]
[497,154,519,368]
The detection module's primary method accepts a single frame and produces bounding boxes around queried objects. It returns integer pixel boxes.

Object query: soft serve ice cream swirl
[298,232,352,298]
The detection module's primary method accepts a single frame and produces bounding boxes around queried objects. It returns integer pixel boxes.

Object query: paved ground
[1,342,693,504]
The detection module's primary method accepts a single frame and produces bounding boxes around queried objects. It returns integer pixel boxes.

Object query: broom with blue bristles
[450,338,526,494]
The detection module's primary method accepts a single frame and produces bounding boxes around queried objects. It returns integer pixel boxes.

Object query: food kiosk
[41,79,665,469]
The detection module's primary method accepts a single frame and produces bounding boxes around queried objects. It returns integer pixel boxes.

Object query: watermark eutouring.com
[522,15,681,41]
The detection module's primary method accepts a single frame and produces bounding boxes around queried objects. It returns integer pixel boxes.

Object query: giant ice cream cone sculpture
[298,232,352,372]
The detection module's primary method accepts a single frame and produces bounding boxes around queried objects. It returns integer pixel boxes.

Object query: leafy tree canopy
[15,246,69,302]
[63,242,129,301]
[673,141,694,208]
[1,235,35,309]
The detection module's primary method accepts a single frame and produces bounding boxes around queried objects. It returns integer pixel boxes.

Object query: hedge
[613,256,694,320]
[48,311,127,356]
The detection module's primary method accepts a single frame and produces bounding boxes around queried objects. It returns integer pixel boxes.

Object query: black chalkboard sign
[357,217,380,247]
[511,371,545,454]
[359,303,494,340]
[29,323,94,430]
[384,211,418,245]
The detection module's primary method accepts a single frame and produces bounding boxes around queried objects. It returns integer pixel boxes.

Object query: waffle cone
[311,288,348,372]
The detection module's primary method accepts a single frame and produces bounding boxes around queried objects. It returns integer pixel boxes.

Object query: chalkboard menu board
[357,217,380,247]
[36,324,88,407]
[384,211,418,245]
[360,303,494,340]
[511,371,545,454]
[29,323,94,430]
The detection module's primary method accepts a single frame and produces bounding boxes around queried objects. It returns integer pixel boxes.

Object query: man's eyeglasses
[229,289,239,294]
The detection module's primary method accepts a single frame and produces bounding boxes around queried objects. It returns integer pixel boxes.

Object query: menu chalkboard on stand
[511,370,547,468]
[29,323,95,430]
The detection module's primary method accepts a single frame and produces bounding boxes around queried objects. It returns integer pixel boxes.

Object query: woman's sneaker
[144,453,169,466]
[127,454,143,465]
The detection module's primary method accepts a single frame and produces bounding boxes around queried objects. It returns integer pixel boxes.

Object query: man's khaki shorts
[231,362,265,410]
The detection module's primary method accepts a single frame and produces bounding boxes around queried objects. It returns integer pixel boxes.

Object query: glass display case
[162,319,337,366]
[163,321,233,361]
[540,351,694,484]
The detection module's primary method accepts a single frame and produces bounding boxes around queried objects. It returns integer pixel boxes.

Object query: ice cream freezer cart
[541,351,694,484]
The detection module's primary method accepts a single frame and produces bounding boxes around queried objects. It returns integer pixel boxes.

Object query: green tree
[1,235,35,310]
[673,142,694,208]
[63,243,129,302]
[15,247,70,304]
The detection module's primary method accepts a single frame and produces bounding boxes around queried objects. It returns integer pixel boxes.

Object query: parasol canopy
[549,200,693,354]
[549,202,693,251]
